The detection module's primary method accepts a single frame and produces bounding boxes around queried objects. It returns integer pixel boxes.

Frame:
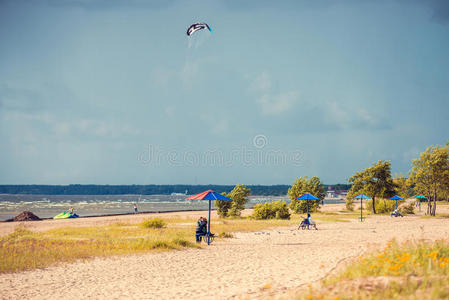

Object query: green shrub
[141,218,166,229]
[399,201,415,215]
[252,201,291,220]
[345,198,355,211]
[218,231,233,238]
[274,201,291,219]
[366,199,405,214]
[172,238,194,247]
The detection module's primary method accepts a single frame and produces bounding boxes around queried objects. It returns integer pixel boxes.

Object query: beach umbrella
[296,193,319,222]
[415,195,426,211]
[389,195,403,210]
[186,190,232,245]
[354,194,371,222]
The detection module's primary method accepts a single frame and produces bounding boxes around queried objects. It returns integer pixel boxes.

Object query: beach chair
[199,233,215,243]
[390,210,403,217]
[298,218,317,230]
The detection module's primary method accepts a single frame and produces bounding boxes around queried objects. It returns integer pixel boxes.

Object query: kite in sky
[187,22,212,36]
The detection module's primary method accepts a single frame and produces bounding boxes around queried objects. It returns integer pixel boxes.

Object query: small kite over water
[187,22,212,36]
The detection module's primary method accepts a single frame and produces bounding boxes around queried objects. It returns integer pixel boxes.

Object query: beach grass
[297,239,449,299]
[0,210,357,273]
[0,222,198,273]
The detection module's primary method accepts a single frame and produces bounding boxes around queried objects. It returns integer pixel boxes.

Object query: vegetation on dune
[0,225,198,273]
[409,144,449,216]
[346,143,449,216]
[347,160,396,214]
[141,217,166,229]
[297,239,449,299]
[215,184,251,218]
[0,211,358,273]
[288,176,325,214]
[252,200,291,220]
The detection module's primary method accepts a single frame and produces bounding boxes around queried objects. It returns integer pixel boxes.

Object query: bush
[141,218,166,229]
[366,199,406,214]
[399,201,415,215]
[252,201,291,220]
[172,238,194,247]
[345,198,355,211]
[275,201,291,219]
[218,231,233,238]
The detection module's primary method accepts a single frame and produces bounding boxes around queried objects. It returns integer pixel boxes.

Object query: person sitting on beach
[308,214,317,230]
[202,218,208,234]
[390,209,403,217]
[303,216,310,226]
[195,217,207,242]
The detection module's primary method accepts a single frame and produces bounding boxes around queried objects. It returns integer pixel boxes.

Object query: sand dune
[1,209,448,299]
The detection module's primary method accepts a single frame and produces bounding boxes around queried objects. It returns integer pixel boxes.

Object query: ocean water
[0,194,345,221]
[0,194,284,221]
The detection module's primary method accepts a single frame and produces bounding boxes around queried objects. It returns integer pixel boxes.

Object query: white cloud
[256,91,299,116]
[2,111,140,139]
[249,71,272,93]
[249,71,299,116]
[200,115,229,135]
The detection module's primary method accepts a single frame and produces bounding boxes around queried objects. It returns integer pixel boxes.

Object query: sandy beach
[1,205,448,299]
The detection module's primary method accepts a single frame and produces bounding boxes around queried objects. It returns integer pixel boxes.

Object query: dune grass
[0,222,198,273]
[0,211,357,274]
[297,239,449,299]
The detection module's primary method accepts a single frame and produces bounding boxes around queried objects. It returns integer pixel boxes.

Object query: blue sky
[0,0,448,185]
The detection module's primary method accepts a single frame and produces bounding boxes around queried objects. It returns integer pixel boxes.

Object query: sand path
[1,214,448,299]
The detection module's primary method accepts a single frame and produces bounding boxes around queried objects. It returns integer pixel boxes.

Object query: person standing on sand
[133,203,138,213]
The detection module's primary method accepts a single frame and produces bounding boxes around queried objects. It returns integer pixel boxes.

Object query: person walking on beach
[133,203,138,214]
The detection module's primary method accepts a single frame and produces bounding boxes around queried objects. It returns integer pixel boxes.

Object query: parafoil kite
[186,22,212,36]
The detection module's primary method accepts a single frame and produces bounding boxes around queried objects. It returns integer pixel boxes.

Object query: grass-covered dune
[297,239,449,299]
[0,211,358,273]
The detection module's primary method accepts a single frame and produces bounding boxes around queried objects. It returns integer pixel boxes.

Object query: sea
[0,194,345,221]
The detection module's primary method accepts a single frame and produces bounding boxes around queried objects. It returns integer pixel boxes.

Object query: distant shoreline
[0,183,351,196]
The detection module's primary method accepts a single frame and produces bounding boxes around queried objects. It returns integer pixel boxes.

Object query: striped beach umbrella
[187,190,232,245]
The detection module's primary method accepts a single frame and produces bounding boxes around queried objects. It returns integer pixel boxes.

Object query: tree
[409,144,449,216]
[215,194,232,218]
[348,160,396,214]
[215,184,251,217]
[288,176,325,214]
[393,174,411,199]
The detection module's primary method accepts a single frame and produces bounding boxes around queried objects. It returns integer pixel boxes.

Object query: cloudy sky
[1,0,448,185]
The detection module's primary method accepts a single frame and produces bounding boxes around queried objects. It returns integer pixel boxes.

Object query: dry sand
[1,205,448,299]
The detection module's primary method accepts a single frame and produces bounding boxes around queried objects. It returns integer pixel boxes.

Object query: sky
[0,0,448,185]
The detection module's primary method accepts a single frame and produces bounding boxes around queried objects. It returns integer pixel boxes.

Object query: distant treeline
[0,184,351,196]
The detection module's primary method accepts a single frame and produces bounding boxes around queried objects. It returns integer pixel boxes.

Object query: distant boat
[171,190,188,196]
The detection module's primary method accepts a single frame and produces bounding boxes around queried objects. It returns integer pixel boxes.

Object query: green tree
[348,160,396,214]
[215,193,232,218]
[393,174,411,198]
[288,176,325,214]
[216,184,251,217]
[409,144,449,216]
